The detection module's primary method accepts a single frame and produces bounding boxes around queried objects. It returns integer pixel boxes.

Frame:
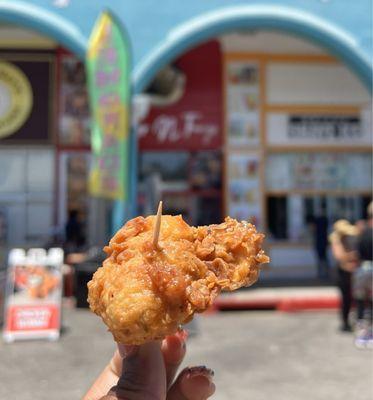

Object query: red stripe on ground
[214,298,278,310]
[213,296,340,312]
[277,297,340,312]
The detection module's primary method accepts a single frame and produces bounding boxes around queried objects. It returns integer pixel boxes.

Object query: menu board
[3,248,63,342]
[59,56,90,146]
[226,62,260,147]
[266,153,372,191]
[227,152,262,228]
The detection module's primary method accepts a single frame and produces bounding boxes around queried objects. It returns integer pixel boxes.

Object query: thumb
[104,342,166,400]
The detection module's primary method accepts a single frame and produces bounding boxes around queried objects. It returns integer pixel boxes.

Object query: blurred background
[0,0,372,399]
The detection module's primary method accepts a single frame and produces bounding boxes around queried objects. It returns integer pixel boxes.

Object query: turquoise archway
[0,2,87,57]
[0,3,370,95]
[0,3,371,231]
[133,5,372,93]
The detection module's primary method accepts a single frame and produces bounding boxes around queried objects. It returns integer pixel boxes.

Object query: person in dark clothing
[357,222,373,264]
[353,202,373,347]
[312,204,330,280]
[329,220,359,332]
[65,209,85,252]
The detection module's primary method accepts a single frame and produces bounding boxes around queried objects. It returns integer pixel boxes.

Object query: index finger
[162,330,187,388]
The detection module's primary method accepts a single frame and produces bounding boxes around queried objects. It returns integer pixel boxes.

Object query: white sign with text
[267,111,372,146]
[138,111,219,145]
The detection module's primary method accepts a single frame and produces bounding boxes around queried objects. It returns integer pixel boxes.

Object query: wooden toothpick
[153,201,163,249]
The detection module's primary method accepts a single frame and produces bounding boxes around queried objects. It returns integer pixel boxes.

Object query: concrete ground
[0,307,372,400]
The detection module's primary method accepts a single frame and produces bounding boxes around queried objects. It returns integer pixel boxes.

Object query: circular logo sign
[0,61,33,139]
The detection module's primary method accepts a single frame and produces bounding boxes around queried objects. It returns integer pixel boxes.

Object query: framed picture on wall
[226,151,262,229]
[228,113,259,147]
[226,61,260,148]
[0,55,53,144]
[227,63,258,86]
[58,56,90,146]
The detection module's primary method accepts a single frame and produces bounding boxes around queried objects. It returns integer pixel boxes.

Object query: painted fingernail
[186,365,215,380]
[117,344,138,358]
[181,366,216,398]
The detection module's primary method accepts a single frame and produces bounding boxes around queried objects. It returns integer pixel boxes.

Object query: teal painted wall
[0,1,371,89]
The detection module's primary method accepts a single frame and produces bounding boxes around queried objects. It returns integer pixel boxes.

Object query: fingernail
[181,366,216,398]
[176,327,189,342]
[117,344,138,358]
[186,365,215,380]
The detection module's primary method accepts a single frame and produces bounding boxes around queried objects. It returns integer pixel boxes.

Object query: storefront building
[0,29,90,249]
[0,1,371,279]
[137,32,372,277]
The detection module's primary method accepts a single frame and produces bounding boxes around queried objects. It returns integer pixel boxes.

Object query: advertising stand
[3,248,64,342]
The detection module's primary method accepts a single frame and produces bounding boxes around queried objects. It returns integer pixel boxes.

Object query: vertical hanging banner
[86,11,131,200]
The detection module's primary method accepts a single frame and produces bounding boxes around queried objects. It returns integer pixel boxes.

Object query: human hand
[83,330,215,400]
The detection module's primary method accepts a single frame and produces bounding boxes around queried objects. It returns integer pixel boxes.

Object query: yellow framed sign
[0,61,33,139]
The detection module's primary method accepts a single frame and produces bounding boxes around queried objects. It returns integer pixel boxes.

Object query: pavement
[0,306,372,400]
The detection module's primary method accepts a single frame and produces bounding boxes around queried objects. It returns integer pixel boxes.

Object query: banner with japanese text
[86,11,131,200]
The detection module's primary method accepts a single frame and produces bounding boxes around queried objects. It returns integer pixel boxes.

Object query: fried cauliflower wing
[87,216,269,344]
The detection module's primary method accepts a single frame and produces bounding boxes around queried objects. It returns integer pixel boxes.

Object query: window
[266,152,372,191]
[0,148,54,246]
[266,194,371,242]
[139,151,222,225]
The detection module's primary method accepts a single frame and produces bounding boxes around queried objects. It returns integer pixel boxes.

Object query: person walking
[329,220,359,332]
[353,202,373,348]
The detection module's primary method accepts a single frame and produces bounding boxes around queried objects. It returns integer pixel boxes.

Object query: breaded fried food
[88,215,269,344]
